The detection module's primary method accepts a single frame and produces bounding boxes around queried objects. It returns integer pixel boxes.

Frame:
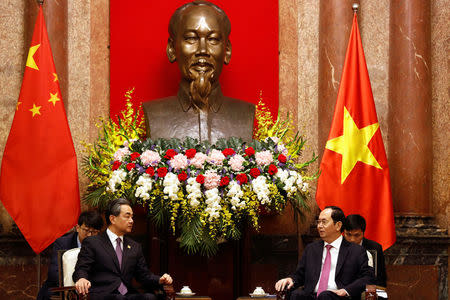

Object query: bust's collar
[178,80,223,113]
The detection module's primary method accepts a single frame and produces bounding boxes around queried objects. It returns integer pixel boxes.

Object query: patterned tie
[115,237,128,295]
[317,244,332,296]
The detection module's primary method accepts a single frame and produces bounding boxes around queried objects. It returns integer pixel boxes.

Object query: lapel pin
[128,245,131,249]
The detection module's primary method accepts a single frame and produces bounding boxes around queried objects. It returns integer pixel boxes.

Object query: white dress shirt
[106,228,123,251]
[314,235,343,293]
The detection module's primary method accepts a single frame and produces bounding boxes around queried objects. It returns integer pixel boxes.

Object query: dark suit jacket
[362,237,387,287]
[291,238,374,299]
[37,231,79,300]
[73,231,160,299]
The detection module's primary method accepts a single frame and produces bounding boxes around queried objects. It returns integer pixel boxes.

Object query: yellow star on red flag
[29,103,42,117]
[325,107,382,184]
[48,92,60,106]
[26,44,40,70]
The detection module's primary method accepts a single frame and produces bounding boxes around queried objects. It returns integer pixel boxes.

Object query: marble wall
[0,0,448,299]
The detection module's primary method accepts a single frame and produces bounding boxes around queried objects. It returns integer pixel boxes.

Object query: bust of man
[143,0,255,143]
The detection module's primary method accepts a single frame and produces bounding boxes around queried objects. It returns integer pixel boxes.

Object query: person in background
[37,210,104,300]
[343,214,387,287]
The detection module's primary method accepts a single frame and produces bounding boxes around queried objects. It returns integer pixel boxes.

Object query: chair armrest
[163,284,175,300]
[50,286,89,300]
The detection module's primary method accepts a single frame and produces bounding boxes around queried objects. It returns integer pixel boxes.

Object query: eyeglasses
[80,226,100,235]
[315,220,330,226]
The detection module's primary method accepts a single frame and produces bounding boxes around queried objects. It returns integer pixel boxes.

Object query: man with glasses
[37,210,104,300]
[275,206,374,299]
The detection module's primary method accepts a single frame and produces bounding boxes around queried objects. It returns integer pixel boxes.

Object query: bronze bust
[143,1,255,143]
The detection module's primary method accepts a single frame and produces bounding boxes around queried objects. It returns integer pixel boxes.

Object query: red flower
[250,168,261,178]
[196,174,205,184]
[236,173,248,185]
[130,152,140,161]
[185,148,197,159]
[278,154,287,163]
[220,176,230,186]
[178,171,188,182]
[268,164,278,175]
[126,163,135,171]
[157,167,168,178]
[222,148,235,157]
[112,160,121,171]
[145,167,155,176]
[164,149,178,160]
[245,147,255,157]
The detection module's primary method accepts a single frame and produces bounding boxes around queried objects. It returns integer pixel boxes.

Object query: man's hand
[159,273,173,285]
[275,277,293,292]
[332,289,348,297]
[75,278,91,295]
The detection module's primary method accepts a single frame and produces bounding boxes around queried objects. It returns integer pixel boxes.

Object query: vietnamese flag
[316,13,395,250]
[0,6,80,253]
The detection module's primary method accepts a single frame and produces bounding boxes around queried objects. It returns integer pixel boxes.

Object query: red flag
[0,6,80,253]
[316,14,395,250]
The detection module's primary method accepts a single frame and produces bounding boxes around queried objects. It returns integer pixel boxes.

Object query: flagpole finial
[37,0,44,5]
[352,3,359,13]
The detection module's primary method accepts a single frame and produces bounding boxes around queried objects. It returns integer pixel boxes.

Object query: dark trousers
[290,290,346,300]
[102,293,157,300]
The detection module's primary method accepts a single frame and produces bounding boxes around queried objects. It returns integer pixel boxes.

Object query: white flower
[162,172,180,200]
[135,174,153,200]
[252,176,271,205]
[227,181,246,210]
[302,182,309,192]
[186,177,202,207]
[276,169,289,182]
[107,169,127,192]
[204,188,221,221]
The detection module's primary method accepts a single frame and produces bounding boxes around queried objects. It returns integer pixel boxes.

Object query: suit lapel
[99,231,121,272]
[313,241,325,283]
[121,236,132,272]
[336,238,350,276]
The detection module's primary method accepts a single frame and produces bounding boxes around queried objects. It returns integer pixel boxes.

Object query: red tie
[317,244,332,296]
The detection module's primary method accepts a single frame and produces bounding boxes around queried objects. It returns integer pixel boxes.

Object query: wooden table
[237,296,277,300]
[175,297,212,300]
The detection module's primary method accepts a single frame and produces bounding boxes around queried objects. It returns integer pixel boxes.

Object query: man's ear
[336,221,343,232]
[224,40,232,65]
[109,215,115,225]
[166,38,176,63]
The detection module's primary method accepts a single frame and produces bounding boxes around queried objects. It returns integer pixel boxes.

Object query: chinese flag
[316,14,395,250]
[0,6,80,253]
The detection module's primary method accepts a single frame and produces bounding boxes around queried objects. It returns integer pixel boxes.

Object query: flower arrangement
[82,90,316,256]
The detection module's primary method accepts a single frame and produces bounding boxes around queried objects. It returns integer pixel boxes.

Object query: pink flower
[204,171,221,190]
[228,154,245,171]
[189,152,208,169]
[113,147,130,162]
[171,154,188,170]
[207,149,225,166]
[140,150,161,166]
[255,150,273,166]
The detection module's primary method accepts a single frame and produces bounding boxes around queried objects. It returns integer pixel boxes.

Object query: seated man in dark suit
[37,210,104,300]
[73,198,173,300]
[275,206,374,300]
[343,214,387,287]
